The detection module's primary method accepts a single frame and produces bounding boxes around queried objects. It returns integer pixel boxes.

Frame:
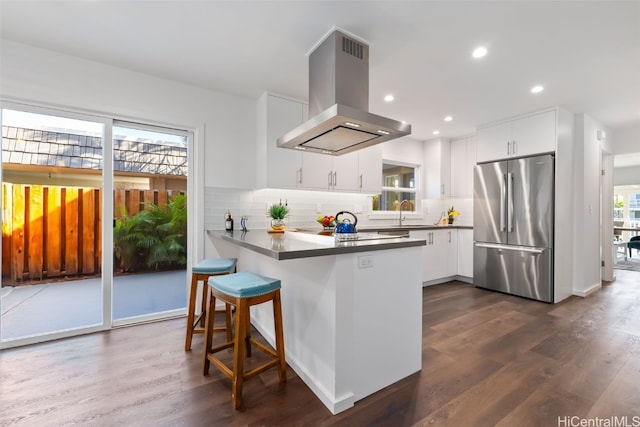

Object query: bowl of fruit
[317,215,336,230]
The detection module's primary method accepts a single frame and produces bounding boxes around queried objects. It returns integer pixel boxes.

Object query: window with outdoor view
[613,189,640,228]
[373,162,418,212]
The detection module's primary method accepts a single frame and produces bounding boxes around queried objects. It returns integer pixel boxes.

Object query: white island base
[212,235,423,414]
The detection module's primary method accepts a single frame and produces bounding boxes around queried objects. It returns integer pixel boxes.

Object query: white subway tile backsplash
[204,186,474,230]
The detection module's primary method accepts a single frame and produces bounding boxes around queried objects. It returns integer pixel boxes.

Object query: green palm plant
[113,194,187,272]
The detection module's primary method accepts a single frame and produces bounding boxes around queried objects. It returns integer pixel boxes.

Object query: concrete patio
[1,270,187,341]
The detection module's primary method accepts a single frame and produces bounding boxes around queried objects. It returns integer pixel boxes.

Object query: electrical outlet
[358,255,373,268]
[316,203,322,213]
[354,204,363,214]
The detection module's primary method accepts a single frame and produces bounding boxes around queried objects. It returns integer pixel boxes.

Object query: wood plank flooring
[1,270,639,426]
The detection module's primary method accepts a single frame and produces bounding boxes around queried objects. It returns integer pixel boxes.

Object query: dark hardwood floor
[2,270,639,426]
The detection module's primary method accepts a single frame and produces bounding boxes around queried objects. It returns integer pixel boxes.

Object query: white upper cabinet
[301,152,333,190]
[302,151,360,192]
[357,144,383,193]
[450,135,476,198]
[476,109,556,163]
[423,137,451,199]
[332,151,360,191]
[256,93,304,189]
[257,92,382,193]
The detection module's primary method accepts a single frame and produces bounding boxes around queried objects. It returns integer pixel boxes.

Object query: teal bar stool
[203,271,286,409]
[184,258,237,351]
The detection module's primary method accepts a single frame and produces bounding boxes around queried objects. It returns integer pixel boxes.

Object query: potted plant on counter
[268,202,289,232]
[447,206,461,225]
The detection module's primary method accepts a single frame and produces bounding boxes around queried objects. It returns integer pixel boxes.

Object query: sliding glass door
[111,122,188,325]
[1,103,190,347]
[1,106,108,344]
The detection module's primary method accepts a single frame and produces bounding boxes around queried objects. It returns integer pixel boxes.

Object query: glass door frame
[0,101,112,348]
[0,100,195,349]
[110,119,191,328]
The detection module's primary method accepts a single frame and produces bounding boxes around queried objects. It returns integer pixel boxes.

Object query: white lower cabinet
[411,229,457,285]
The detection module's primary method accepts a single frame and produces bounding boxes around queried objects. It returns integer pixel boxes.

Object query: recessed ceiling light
[444,116,453,122]
[384,94,395,102]
[345,121,360,127]
[472,46,488,59]
[433,130,440,135]
[531,85,544,94]
[377,130,390,135]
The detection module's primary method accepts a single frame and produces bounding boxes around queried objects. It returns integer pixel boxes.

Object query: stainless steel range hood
[277,29,411,156]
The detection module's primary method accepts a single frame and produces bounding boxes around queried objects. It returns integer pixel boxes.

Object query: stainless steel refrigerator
[473,154,554,302]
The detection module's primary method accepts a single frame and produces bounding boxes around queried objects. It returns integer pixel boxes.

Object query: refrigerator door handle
[500,173,506,231]
[507,172,514,232]
[475,242,545,254]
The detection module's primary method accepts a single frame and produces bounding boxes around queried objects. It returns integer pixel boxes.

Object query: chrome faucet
[399,199,412,227]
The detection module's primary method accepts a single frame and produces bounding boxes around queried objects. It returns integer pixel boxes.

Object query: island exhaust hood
[277,29,411,156]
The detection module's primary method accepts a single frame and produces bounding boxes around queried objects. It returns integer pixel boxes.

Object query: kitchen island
[209,230,426,414]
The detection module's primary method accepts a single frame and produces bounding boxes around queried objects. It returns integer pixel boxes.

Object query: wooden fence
[1,183,182,286]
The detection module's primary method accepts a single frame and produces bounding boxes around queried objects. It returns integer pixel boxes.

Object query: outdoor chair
[628,236,640,258]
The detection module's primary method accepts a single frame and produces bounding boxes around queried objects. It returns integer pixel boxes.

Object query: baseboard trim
[573,282,601,297]
[422,275,473,287]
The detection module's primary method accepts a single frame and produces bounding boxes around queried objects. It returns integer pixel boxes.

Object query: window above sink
[370,160,422,220]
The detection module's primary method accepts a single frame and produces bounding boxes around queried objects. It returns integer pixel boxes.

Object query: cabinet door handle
[359,174,363,189]
[328,172,332,188]
[333,171,337,187]
[441,184,445,195]
[297,168,303,185]
[448,231,451,243]
[507,141,511,155]
[512,140,517,155]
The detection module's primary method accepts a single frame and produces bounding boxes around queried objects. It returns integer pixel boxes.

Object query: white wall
[1,40,257,261]
[573,113,613,295]
[0,40,257,190]
[613,123,640,155]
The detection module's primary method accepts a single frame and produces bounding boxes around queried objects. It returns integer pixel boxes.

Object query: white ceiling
[1,1,639,145]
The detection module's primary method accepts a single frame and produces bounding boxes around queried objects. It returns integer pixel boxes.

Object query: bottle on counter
[225,210,234,231]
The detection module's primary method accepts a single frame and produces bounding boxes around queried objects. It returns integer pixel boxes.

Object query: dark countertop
[356,224,473,232]
[209,229,427,261]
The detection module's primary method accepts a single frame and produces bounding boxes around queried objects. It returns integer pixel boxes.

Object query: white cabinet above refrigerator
[476,109,556,163]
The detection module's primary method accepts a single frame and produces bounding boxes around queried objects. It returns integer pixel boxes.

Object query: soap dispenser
[224,210,234,231]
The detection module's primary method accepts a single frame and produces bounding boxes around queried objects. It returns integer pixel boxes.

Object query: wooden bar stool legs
[203,271,286,409]
[184,258,236,351]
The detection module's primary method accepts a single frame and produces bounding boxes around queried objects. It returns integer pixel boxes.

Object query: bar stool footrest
[250,338,278,358]
[207,355,234,379]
